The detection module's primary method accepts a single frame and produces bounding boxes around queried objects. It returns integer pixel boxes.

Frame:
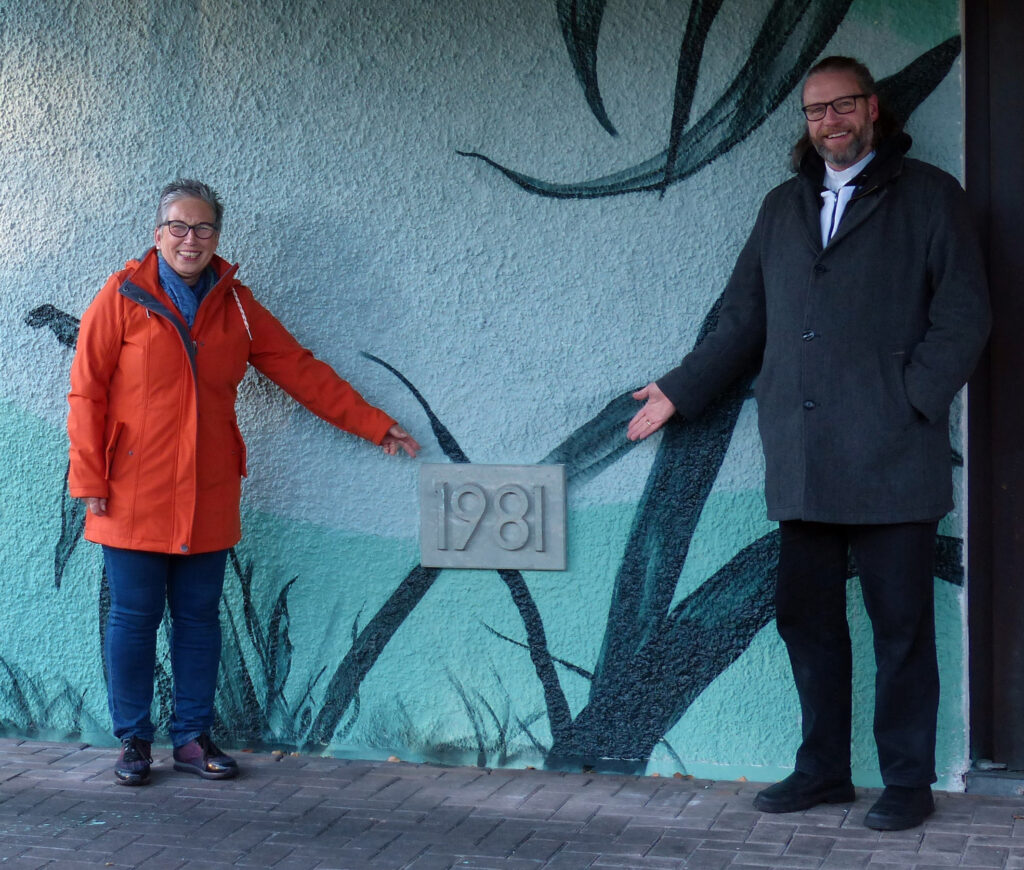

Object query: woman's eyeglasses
[160,221,219,240]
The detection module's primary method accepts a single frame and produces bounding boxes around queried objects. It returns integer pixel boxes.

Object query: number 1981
[419,464,566,571]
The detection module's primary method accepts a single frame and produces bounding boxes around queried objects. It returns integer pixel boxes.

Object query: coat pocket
[882,351,919,427]
[231,420,248,478]
[104,421,125,480]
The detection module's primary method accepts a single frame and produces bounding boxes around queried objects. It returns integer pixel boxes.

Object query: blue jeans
[102,546,228,748]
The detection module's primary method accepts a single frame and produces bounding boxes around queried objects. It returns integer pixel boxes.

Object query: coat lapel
[825,187,886,248]
[795,174,825,254]
[815,133,908,252]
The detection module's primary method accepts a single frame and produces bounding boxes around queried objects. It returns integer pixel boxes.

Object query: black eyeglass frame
[158,220,220,240]
[801,93,869,121]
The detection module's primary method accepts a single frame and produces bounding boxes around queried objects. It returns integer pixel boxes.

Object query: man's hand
[84,497,108,516]
[627,382,677,441]
[381,424,421,458]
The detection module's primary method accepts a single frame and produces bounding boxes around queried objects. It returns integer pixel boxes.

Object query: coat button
[814,264,828,273]
[803,400,816,410]
[180,545,189,553]
[802,330,817,341]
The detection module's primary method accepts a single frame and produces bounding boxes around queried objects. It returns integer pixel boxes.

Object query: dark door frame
[965,0,1024,771]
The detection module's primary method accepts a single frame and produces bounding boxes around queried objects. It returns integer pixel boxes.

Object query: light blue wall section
[0,0,968,788]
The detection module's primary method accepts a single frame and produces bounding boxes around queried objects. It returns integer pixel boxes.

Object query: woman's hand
[627,382,677,441]
[381,424,420,458]
[84,497,108,516]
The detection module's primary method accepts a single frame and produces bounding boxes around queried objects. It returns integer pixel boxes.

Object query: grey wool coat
[657,134,991,524]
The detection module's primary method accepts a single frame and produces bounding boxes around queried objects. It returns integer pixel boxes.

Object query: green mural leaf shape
[662,0,726,191]
[449,672,489,767]
[219,567,272,739]
[497,569,572,743]
[24,304,79,349]
[54,461,86,588]
[548,530,778,769]
[541,392,638,485]
[556,0,616,135]
[460,4,970,199]
[480,622,594,679]
[876,36,961,126]
[590,373,754,700]
[362,352,469,463]
[266,577,298,712]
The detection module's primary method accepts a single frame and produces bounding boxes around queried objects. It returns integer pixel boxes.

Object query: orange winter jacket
[68,248,395,555]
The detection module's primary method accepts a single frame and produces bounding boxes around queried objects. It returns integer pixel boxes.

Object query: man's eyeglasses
[160,221,219,240]
[801,94,868,121]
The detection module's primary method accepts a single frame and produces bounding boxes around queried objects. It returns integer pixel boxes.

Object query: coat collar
[794,133,912,252]
[798,132,912,196]
[124,248,239,295]
[115,250,241,392]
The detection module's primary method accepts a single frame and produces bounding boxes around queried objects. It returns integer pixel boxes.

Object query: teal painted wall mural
[1,0,968,787]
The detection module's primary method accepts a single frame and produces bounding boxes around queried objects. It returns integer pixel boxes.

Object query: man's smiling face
[803,69,879,170]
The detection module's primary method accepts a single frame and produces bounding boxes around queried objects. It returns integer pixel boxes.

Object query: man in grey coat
[628,57,990,830]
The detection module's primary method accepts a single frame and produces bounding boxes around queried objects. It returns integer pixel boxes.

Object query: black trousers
[775,520,940,787]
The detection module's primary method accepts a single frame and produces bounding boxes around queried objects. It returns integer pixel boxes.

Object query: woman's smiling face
[154,197,220,286]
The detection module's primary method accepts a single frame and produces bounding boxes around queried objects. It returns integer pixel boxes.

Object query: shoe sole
[173,761,239,780]
[114,771,150,786]
[753,785,856,813]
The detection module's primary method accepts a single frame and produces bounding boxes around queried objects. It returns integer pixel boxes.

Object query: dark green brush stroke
[556,0,616,135]
[460,15,967,199]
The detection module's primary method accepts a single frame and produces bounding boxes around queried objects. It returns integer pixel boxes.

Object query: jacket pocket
[231,420,248,478]
[104,421,125,480]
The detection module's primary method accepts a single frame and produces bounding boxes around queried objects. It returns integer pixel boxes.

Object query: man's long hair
[789,56,903,172]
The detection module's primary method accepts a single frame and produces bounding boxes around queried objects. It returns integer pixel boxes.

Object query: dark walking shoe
[863,785,934,830]
[753,770,855,813]
[173,733,238,780]
[114,736,152,786]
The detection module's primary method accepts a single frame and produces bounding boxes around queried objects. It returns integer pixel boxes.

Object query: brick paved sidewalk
[1,739,1023,869]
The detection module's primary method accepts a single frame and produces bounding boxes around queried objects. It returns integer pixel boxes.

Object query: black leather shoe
[863,785,934,830]
[753,770,856,813]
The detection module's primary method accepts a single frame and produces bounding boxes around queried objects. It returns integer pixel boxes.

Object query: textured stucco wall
[0,0,969,787]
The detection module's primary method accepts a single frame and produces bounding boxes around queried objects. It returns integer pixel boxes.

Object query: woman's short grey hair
[156,179,224,230]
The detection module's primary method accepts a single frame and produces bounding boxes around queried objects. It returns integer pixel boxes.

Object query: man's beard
[813,126,872,169]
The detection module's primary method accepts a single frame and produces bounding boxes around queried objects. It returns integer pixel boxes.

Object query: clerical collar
[824,151,875,192]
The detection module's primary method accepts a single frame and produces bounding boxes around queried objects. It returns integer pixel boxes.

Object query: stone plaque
[419,464,567,570]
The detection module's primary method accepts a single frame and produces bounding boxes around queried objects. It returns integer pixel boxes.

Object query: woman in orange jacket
[67,179,419,785]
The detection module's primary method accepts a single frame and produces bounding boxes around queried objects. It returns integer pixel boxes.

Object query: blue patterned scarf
[156,253,216,328]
